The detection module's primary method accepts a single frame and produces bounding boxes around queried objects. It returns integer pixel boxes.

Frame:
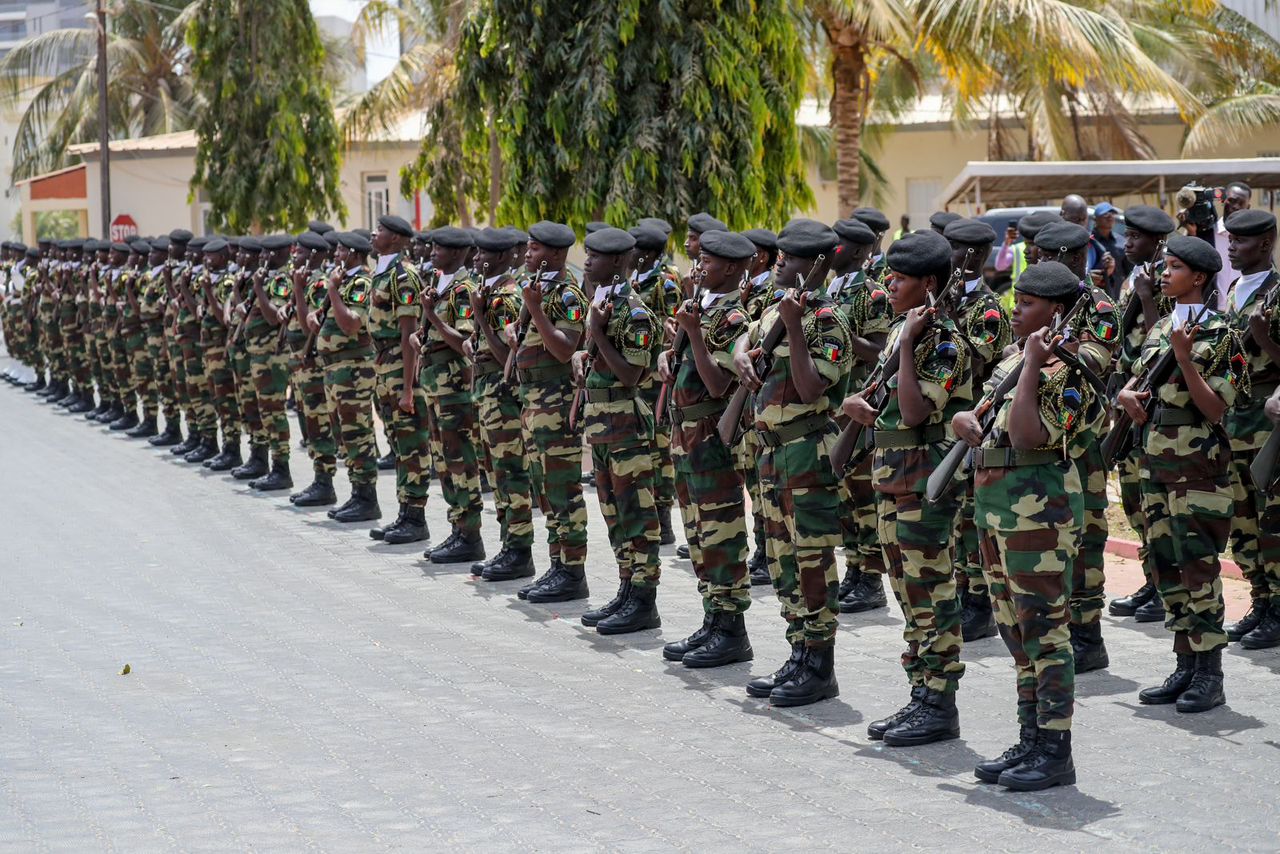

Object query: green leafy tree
[187,0,346,231]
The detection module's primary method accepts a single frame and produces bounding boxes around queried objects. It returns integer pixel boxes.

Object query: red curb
[1105,537,1243,581]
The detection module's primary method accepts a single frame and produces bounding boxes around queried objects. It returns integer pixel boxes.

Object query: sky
[309,0,397,86]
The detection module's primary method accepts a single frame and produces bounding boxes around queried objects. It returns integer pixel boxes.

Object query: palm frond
[1184,89,1280,154]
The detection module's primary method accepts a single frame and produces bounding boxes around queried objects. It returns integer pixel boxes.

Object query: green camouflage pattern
[591,442,661,586]
[476,372,533,548]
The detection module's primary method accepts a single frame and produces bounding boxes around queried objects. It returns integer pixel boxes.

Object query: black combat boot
[97,400,124,423]
[149,420,183,446]
[841,572,888,613]
[291,472,338,507]
[1109,580,1157,617]
[1133,595,1166,622]
[1071,621,1110,673]
[109,408,139,431]
[472,546,503,576]
[368,505,404,537]
[1138,652,1195,704]
[975,722,1039,783]
[663,613,713,661]
[23,374,46,392]
[581,581,631,628]
[185,434,219,463]
[332,483,381,522]
[1241,601,1280,650]
[675,544,690,560]
[882,688,960,746]
[682,612,753,668]
[57,389,82,408]
[126,415,158,439]
[376,451,396,471]
[838,566,861,600]
[769,645,839,707]
[867,686,928,741]
[68,395,96,414]
[428,529,484,563]
[597,584,660,635]
[232,445,269,480]
[170,428,199,455]
[998,729,1075,791]
[206,441,243,472]
[1176,650,1226,713]
[526,561,589,604]
[383,505,429,545]
[1228,597,1270,642]
[749,552,771,586]
[658,508,676,546]
[518,559,558,599]
[483,546,534,582]
[961,592,997,641]
[746,643,805,699]
[41,380,67,401]
[251,458,293,491]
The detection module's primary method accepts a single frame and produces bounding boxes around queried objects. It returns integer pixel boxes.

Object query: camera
[1175,183,1220,234]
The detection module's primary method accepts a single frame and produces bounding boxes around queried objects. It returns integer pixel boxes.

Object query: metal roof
[939,158,1280,209]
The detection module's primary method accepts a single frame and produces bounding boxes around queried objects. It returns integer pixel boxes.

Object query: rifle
[829,256,970,475]
[656,262,704,425]
[569,274,622,431]
[716,254,826,446]
[1118,239,1166,344]
[925,291,1091,502]
[502,261,549,383]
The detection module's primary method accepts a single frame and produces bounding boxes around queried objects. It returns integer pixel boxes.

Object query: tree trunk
[488,112,500,224]
[827,18,867,216]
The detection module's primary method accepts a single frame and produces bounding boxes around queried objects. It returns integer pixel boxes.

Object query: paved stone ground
[2,367,1279,853]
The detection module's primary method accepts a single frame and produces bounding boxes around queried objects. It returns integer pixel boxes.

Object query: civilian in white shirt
[1212,182,1252,308]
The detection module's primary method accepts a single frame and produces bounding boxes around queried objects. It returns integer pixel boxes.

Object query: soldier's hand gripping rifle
[716,255,825,446]
[1246,279,1280,493]
[502,261,548,383]
[925,290,1092,503]
[569,274,622,431]
[656,261,704,425]
[1118,239,1166,347]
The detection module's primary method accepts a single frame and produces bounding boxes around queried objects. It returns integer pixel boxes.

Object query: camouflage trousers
[1228,453,1280,600]
[122,324,154,416]
[979,524,1077,731]
[38,308,59,378]
[1142,476,1231,653]
[639,383,675,512]
[165,327,189,423]
[954,487,985,596]
[759,427,842,648]
[247,346,291,461]
[203,334,241,441]
[674,428,750,614]
[838,452,886,578]
[230,339,263,447]
[146,324,178,424]
[876,487,965,693]
[110,325,133,406]
[298,356,337,478]
[373,345,432,507]
[1071,445,1109,628]
[324,357,378,486]
[89,327,110,398]
[178,323,217,438]
[733,426,767,560]
[1118,453,1155,587]
[59,321,89,394]
[519,380,588,570]
[97,326,117,399]
[425,394,483,534]
[476,373,532,548]
[591,440,661,586]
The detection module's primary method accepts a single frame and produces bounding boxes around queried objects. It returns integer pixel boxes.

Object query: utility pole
[95,0,111,237]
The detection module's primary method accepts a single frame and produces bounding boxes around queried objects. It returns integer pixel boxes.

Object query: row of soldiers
[2,203,1278,794]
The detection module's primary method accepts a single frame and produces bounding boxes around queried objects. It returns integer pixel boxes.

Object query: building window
[364,173,389,230]
[0,21,25,40]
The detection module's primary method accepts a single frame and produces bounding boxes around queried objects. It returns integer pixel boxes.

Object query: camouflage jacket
[514,269,587,383]
[244,266,291,353]
[1116,261,1171,376]
[367,253,423,344]
[743,270,779,322]
[583,282,657,446]
[471,271,521,374]
[1073,282,1120,377]
[953,279,1012,378]
[419,268,476,399]
[670,290,747,467]
[746,294,854,431]
[317,267,373,356]
[138,265,166,324]
[827,269,892,388]
[1224,268,1280,448]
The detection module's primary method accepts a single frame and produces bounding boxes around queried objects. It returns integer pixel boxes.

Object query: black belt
[585,387,638,403]
[975,447,1065,468]
[473,361,501,377]
[756,414,830,448]
[317,344,374,367]
[671,399,726,424]
[520,364,572,383]
[373,337,400,353]
[424,347,463,366]
[871,423,947,449]
[1152,407,1202,426]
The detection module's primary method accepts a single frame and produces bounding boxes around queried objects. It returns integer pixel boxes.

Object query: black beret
[1166,234,1223,274]
[929,211,962,231]
[583,226,635,255]
[67,239,85,250]
[503,227,529,244]
[323,231,341,247]
[688,212,729,234]
[413,230,432,242]
[699,230,756,261]
[528,221,575,249]
[378,214,414,238]
[1015,261,1080,299]
[308,220,334,234]
[188,236,208,251]
[776,218,838,258]
[1226,209,1277,237]
[1017,210,1062,240]
[1123,205,1175,236]
[238,237,263,253]
[851,206,891,234]
[742,228,777,251]
[338,231,373,253]
[585,221,611,234]
[298,232,329,252]
[833,218,876,246]
[129,240,150,254]
[87,240,105,252]
[1,240,12,249]
[474,227,518,253]
[1034,221,1090,253]
[629,225,668,252]
[169,228,193,244]
[943,218,997,245]
[886,230,953,277]
[262,234,294,251]
[353,228,372,239]
[203,238,229,254]
[11,241,26,253]
[431,226,475,249]
[111,242,131,253]
[637,217,673,237]
[25,247,39,259]
[149,236,170,252]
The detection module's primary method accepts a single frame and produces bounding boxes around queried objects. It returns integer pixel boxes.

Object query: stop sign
[110,214,138,243]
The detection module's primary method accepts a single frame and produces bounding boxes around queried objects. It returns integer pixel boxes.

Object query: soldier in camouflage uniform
[1220,209,1280,648]
[572,227,662,634]
[415,225,485,559]
[940,218,1013,643]
[87,242,118,420]
[110,241,149,434]
[827,218,891,615]
[106,242,142,433]
[659,228,757,667]
[169,231,219,459]
[512,221,591,605]
[851,207,892,290]
[1120,235,1244,713]
[287,231,341,505]
[468,227,536,581]
[1108,206,1176,624]
[194,239,243,468]
[239,234,295,490]
[132,240,172,436]
[55,244,90,411]
[229,239,270,477]
[1033,221,1121,672]
[843,229,974,744]
[143,237,184,444]
[734,218,848,708]
[956,260,1104,792]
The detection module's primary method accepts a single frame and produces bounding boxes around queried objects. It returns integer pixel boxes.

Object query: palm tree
[1180,5,1280,155]
[0,0,197,181]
